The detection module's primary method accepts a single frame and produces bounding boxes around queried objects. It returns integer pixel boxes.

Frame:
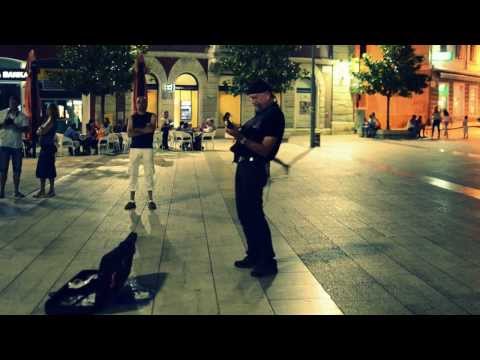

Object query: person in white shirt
[442,109,450,139]
[463,115,469,139]
[0,96,30,198]
[160,111,173,150]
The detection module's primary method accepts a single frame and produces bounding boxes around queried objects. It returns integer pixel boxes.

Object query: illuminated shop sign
[0,69,28,81]
[163,83,176,92]
[432,52,453,61]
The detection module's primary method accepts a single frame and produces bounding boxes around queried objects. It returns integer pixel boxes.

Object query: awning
[439,71,480,83]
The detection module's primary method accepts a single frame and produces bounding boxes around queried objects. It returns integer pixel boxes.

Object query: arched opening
[174,73,198,128]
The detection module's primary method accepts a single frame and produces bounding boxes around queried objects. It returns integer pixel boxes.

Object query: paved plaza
[1,128,480,315]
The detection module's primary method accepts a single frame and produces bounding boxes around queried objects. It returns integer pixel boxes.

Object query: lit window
[360,44,367,57]
[470,45,477,62]
[455,45,463,59]
[440,45,448,52]
[328,45,333,59]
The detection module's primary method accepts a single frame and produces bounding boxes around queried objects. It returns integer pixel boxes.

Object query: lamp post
[310,45,317,148]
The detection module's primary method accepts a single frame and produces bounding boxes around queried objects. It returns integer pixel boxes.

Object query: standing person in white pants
[125,96,157,211]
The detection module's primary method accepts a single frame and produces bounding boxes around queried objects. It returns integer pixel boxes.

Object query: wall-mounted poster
[299,101,311,114]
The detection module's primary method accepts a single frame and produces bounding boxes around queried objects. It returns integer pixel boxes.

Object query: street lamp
[310,45,318,148]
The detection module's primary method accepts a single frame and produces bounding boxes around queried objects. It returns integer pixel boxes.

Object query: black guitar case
[45,232,137,315]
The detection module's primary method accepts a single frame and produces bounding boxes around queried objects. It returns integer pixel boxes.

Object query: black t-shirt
[130,112,154,149]
[237,102,285,161]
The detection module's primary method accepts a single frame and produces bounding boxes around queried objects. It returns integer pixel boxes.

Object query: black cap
[246,80,272,95]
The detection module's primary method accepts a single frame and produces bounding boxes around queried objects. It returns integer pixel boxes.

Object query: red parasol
[132,54,147,113]
[24,49,40,142]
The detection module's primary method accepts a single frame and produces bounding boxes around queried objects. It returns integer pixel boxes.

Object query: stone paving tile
[270,299,343,315]
[6,135,480,314]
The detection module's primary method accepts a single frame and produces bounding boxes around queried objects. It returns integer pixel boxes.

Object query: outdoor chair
[201,130,216,150]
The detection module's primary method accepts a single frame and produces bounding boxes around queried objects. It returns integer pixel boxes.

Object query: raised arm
[36,117,54,136]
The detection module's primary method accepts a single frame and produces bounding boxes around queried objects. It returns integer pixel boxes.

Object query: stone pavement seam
[271,193,412,315]
[26,178,129,313]
[150,152,178,315]
[194,156,222,315]
[0,156,113,251]
[0,172,121,306]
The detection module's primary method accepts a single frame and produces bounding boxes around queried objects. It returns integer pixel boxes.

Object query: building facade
[354,45,480,129]
[0,45,356,135]
[119,45,356,136]
[0,45,84,134]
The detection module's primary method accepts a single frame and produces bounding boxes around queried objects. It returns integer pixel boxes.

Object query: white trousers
[128,148,155,192]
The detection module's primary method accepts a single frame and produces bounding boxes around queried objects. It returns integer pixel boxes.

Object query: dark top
[130,112,154,149]
[161,119,173,132]
[40,118,57,147]
[235,102,285,161]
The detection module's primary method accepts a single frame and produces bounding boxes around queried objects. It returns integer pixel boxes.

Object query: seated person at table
[200,118,216,133]
[64,125,82,155]
[407,115,417,137]
[64,125,80,141]
[86,121,99,155]
[367,113,378,138]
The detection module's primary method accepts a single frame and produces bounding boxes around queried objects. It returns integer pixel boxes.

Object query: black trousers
[235,160,275,264]
[432,121,441,137]
[162,130,169,149]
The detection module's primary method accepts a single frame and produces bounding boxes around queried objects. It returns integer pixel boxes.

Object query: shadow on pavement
[98,272,168,315]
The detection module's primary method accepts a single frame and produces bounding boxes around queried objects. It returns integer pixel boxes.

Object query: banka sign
[0,69,28,81]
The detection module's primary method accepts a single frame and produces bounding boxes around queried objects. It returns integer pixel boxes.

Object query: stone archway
[144,56,168,117]
[168,58,208,124]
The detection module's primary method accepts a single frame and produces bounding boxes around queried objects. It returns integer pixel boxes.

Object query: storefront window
[174,74,198,128]
[146,73,158,116]
[470,45,477,62]
[453,82,465,119]
[438,82,449,111]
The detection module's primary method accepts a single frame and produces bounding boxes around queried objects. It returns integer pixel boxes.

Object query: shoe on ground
[148,201,157,210]
[234,256,256,269]
[14,192,25,198]
[33,192,46,198]
[250,262,278,278]
[125,201,136,210]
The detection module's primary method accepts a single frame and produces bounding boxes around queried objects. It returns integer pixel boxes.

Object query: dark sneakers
[148,201,157,210]
[14,192,25,199]
[124,201,136,210]
[125,201,156,210]
[251,261,278,278]
[234,256,256,269]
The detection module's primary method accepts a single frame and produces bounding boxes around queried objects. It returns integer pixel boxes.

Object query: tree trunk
[100,94,106,126]
[386,95,391,131]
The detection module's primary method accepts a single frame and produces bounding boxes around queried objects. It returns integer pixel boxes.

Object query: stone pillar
[205,70,219,127]
[331,46,354,134]
[81,94,91,134]
[283,87,295,129]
